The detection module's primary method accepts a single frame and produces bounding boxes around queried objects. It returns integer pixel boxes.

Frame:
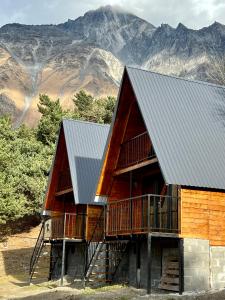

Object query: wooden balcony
[45,213,86,240]
[118,132,156,169]
[106,194,180,236]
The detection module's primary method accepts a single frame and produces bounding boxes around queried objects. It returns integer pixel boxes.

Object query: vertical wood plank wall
[108,176,130,202]
[180,188,225,246]
[86,205,103,241]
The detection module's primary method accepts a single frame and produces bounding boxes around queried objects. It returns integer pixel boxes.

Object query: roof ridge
[126,66,225,90]
[62,118,110,128]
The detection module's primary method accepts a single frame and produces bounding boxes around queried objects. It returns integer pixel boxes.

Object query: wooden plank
[113,157,158,176]
[160,276,179,285]
[165,262,179,269]
[163,269,179,276]
[159,282,179,292]
[55,187,73,196]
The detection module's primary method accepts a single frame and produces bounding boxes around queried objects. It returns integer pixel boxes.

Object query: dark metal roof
[62,119,109,204]
[126,66,225,190]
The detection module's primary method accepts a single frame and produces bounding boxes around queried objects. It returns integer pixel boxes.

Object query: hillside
[0,5,225,125]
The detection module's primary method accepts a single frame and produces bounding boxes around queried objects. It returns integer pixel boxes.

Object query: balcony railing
[118,132,155,169]
[45,213,86,240]
[106,194,180,236]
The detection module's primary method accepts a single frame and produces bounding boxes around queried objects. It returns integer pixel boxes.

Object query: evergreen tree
[0,91,116,235]
[36,94,64,145]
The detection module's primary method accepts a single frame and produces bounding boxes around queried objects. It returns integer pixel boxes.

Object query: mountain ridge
[0,5,225,126]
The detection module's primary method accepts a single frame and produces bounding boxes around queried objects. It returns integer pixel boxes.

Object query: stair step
[91,271,113,275]
[94,279,112,282]
[88,278,112,283]
[159,255,179,292]
[98,249,123,253]
[96,257,113,260]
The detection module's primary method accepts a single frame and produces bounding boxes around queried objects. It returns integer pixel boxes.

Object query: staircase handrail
[29,221,45,276]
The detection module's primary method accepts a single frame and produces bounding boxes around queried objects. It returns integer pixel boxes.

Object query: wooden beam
[55,187,73,196]
[113,158,158,176]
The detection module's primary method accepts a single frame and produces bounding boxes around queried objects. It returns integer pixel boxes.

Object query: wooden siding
[108,176,130,202]
[96,74,136,196]
[180,188,225,246]
[45,128,73,213]
[86,205,103,241]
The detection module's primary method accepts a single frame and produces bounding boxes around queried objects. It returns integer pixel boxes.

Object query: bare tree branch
[207,54,225,86]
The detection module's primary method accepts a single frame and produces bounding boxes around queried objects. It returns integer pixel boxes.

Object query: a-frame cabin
[93,66,225,293]
[29,119,109,284]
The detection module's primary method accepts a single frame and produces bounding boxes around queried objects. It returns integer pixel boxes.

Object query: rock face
[0,5,225,125]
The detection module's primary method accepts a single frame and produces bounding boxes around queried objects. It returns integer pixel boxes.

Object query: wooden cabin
[90,66,225,293]
[29,119,109,284]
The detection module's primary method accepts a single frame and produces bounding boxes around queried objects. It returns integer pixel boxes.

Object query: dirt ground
[1,277,225,300]
[1,228,225,300]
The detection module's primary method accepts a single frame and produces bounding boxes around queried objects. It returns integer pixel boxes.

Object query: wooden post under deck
[60,239,66,286]
[60,213,66,286]
[179,238,184,295]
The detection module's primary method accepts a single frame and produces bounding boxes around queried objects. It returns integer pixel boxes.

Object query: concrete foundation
[66,243,86,279]
[115,238,178,290]
[50,242,86,280]
[210,246,225,290]
[183,238,210,292]
[49,237,225,293]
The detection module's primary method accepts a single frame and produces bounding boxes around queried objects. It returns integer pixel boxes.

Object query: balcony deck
[44,213,86,240]
[106,194,180,237]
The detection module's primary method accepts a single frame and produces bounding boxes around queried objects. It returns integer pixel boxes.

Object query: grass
[82,284,125,295]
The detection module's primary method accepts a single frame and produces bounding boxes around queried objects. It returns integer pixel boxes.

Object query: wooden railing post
[82,213,86,240]
[103,204,106,239]
[147,195,151,231]
[130,197,133,233]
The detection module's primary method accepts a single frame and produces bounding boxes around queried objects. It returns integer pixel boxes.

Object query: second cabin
[29,120,109,283]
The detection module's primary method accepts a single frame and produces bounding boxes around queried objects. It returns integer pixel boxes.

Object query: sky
[0,0,225,29]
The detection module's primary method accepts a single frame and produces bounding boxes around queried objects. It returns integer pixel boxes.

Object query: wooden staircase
[84,206,129,286]
[29,222,59,284]
[86,240,129,285]
[159,255,179,292]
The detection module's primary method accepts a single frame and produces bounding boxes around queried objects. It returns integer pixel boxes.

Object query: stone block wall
[210,246,225,290]
[183,238,210,292]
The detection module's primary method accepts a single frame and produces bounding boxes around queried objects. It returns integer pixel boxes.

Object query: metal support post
[179,238,184,295]
[147,233,152,294]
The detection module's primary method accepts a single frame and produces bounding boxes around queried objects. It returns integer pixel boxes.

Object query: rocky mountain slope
[0,5,225,125]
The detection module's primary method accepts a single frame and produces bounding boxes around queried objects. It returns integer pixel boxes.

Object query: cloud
[0,0,224,29]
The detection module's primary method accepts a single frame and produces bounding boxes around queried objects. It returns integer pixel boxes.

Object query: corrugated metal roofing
[62,119,109,204]
[126,66,225,190]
